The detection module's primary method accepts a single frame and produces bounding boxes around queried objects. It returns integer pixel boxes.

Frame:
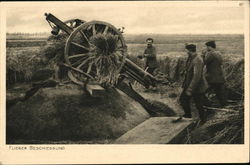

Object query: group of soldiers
[139,38,227,123]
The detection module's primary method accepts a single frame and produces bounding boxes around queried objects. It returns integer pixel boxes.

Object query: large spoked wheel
[65,21,127,86]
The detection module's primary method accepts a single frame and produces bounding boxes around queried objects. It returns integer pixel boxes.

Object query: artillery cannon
[45,13,156,89]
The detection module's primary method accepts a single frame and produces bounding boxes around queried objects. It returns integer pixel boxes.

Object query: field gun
[45,13,157,89]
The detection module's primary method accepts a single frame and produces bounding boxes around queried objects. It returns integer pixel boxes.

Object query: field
[6,33,245,144]
[126,34,243,54]
[6,33,244,94]
[7,33,244,53]
[6,33,244,97]
[6,34,244,83]
[7,40,47,47]
[6,34,244,63]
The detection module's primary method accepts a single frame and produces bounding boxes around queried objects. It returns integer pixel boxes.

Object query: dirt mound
[7,84,150,143]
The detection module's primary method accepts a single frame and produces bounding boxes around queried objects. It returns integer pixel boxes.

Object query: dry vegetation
[127,34,244,99]
[7,40,47,47]
[125,34,244,144]
[7,33,67,85]
[6,47,46,84]
[86,34,125,86]
[6,33,244,144]
[189,103,244,144]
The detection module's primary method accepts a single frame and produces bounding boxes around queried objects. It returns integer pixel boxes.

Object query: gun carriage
[45,13,156,89]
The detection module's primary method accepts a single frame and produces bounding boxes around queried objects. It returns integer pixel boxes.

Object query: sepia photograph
[0,0,249,164]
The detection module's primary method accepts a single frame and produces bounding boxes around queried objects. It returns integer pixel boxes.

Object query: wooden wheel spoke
[103,25,109,34]
[77,56,95,69]
[71,42,90,51]
[79,31,90,45]
[77,60,89,69]
[71,58,85,67]
[87,62,94,74]
[92,24,96,35]
[65,21,127,84]
[68,53,89,59]
[71,56,88,66]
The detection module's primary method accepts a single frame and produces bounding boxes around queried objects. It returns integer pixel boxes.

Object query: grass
[6,33,245,144]
[6,47,45,84]
[88,33,125,86]
[6,34,244,89]
[126,40,244,58]
[7,33,244,55]
[7,40,47,47]
[189,101,244,144]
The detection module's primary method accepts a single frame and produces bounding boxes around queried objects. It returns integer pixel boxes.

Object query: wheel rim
[65,21,127,86]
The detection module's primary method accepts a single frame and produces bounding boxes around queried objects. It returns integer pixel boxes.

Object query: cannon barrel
[45,13,157,88]
[45,13,73,35]
[123,59,156,87]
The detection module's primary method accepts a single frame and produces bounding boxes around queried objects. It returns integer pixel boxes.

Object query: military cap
[205,41,216,48]
[185,44,196,52]
[146,38,154,42]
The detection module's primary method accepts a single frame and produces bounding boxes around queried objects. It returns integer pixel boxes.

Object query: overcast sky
[4,1,245,34]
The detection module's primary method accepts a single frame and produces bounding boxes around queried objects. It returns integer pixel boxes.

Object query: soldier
[143,38,158,75]
[202,41,228,107]
[138,38,157,89]
[174,44,208,122]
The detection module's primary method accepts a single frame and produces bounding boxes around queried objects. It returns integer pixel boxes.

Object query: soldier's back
[205,50,225,84]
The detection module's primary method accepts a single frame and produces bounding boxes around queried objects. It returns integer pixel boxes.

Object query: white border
[0,1,249,164]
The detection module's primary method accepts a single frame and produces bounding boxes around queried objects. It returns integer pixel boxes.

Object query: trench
[6,50,244,144]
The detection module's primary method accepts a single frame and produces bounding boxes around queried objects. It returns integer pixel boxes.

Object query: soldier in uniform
[175,44,208,122]
[202,41,228,107]
[143,38,158,75]
[138,38,157,89]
